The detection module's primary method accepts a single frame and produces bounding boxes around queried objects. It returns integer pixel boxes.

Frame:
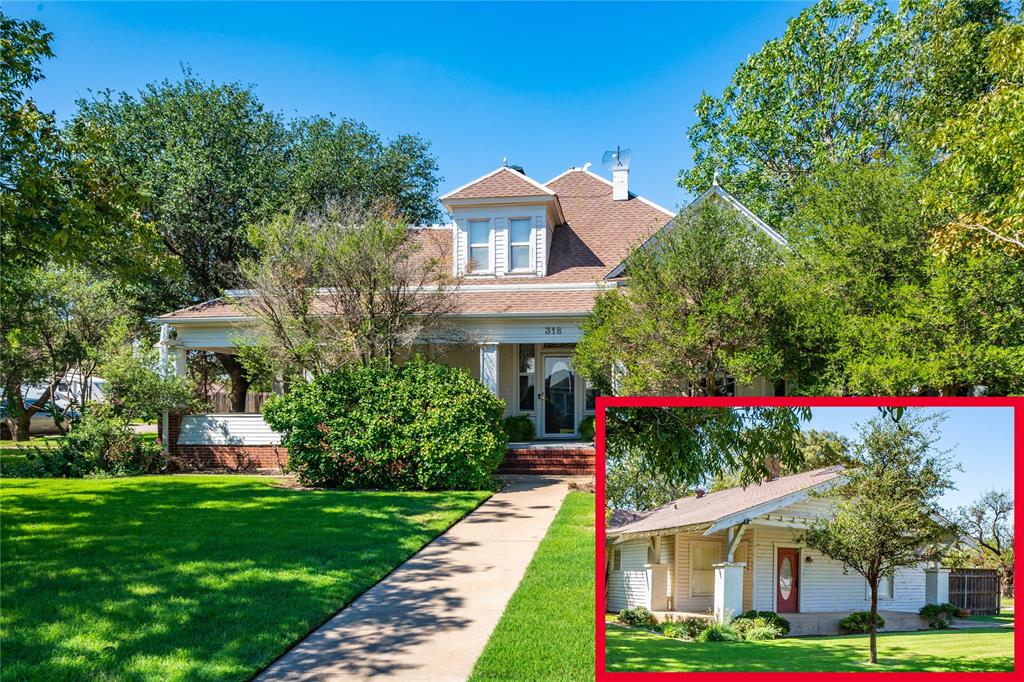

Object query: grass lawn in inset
[470,491,595,681]
[606,622,1013,672]
[1,475,490,681]
[1003,596,1015,611]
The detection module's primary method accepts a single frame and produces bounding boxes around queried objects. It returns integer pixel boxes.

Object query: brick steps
[499,447,596,475]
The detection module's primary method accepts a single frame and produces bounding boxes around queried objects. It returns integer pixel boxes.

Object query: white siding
[177,414,280,445]
[607,540,650,612]
[752,525,928,613]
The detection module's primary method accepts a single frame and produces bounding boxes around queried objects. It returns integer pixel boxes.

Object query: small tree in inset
[799,408,958,664]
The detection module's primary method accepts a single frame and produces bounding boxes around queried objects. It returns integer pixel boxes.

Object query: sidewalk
[256,475,583,681]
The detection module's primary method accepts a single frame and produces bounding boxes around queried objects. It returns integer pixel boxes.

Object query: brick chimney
[765,457,781,480]
[695,488,706,499]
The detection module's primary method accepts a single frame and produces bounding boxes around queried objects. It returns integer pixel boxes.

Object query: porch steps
[500,443,596,475]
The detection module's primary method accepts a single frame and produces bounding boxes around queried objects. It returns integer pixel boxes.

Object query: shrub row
[615,607,788,642]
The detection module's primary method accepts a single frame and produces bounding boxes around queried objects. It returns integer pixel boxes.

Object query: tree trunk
[216,353,251,413]
[869,582,879,664]
[14,410,33,441]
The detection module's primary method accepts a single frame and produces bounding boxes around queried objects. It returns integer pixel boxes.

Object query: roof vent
[695,489,706,499]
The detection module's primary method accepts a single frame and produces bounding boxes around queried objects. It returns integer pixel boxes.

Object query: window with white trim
[508,218,532,271]
[867,574,895,599]
[518,344,535,411]
[691,541,719,596]
[468,219,492,273]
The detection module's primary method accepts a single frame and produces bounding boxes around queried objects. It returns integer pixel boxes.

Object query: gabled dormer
[440,166,565,278]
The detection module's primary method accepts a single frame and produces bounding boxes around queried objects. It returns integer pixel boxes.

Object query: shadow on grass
[605,623,1014,673]
[1,476,489,681]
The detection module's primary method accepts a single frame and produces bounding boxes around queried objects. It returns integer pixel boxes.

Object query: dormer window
[508,218,533,272]
[468,219,493,273]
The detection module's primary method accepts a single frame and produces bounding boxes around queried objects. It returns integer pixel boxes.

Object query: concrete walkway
[257,475,584,681]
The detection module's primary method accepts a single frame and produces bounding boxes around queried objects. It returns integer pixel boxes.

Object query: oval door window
[779,557,793,600]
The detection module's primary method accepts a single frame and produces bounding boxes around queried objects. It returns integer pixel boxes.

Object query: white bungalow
[606,466,962,631]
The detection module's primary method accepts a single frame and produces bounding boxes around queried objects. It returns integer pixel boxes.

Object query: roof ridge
[440,166,555,201]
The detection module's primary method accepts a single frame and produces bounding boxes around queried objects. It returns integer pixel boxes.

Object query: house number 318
[544,326,562,335]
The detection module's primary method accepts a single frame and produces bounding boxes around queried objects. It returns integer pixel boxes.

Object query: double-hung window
[508,218,532,272]
[468,219,492,273]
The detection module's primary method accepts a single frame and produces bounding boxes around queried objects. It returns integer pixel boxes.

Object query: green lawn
[470,491,595,681]
[606,622,1013,672]
[1004,596,1015,611]
[1,475,490,681]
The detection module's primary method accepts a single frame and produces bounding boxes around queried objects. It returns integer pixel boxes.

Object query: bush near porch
[1,475,490,681]
[263,356,507,490]
[605,621,1014,672]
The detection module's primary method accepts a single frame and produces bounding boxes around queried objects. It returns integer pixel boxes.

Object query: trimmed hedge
[919,602,960,629]
[263,356,507,490]
[617,606,657,627]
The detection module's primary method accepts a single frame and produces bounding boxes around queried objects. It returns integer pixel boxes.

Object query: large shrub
[839,611,886,634]
[696,621,741,642]
[27,407,165,477]
[263,356,507,489]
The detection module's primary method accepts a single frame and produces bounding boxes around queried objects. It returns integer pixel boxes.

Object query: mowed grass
[606,622,1014,672]
[470,491,595,681]
[1,476,490,681]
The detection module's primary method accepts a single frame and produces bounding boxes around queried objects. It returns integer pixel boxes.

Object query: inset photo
[598,400,1017,674]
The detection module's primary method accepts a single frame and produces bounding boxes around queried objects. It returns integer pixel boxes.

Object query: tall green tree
[800,409,957,664]
[573,201,789,395]
[682,0,1007,225]
[287,116,442,223]
[955,489,1014,597]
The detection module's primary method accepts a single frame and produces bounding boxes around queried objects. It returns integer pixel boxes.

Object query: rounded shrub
[695,622,741,642]
[617,606,657,628]
[919,602,960,629]
[738,610,790,635]
[262,356,508,490]
[502,415,535,442]
[839,611,886,634]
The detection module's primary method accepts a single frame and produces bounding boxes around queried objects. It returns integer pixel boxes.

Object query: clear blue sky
[7,1,814,213]
[802,407,1015,512]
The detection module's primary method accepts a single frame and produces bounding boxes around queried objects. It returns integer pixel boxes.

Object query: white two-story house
[154,159,784,471]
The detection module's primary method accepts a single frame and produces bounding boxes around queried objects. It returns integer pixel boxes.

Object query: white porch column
[925,567,951,604]
[713,561,745,623]
[479,343,499,396]
[172,348,186,377]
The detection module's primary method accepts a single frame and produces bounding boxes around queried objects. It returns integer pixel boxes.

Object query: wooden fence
[949,569,1001,615]
[209,391,274,414]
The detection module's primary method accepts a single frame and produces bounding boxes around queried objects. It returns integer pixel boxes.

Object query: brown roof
[609,466,845,536]
[543,170,672,282]
[444,167,554,200]
[158,167,676,321]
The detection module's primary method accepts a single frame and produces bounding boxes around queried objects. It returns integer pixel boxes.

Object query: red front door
[776,548,799,613]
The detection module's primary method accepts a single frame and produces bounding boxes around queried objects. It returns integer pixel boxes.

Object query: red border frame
[594,396,1022,680]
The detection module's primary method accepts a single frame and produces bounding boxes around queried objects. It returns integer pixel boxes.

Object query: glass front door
[542,355,576,436]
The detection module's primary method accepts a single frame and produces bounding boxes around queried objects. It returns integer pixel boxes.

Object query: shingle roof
[608,466,845,536]
[157,166,677,321]
[442,167,555,200]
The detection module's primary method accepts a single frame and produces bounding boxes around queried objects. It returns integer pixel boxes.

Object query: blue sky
[7,1,814,213]
[802,407,1015,511]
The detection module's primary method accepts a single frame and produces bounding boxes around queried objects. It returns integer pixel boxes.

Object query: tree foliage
[604,406,811,490]
[574,201,788,395]
[954,489,1014,596]
[799,409,958,663]
[237,203,459,378]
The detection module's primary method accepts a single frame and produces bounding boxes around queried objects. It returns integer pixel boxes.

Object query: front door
[776,548,799,612]
[541,355,576,436]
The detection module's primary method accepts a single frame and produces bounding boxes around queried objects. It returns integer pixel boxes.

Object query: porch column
[713,561,745,623]
[925,567,951,604]
[479,343,499,396]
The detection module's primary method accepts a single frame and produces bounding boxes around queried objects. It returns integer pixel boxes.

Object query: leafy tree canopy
[605,406,811,490]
